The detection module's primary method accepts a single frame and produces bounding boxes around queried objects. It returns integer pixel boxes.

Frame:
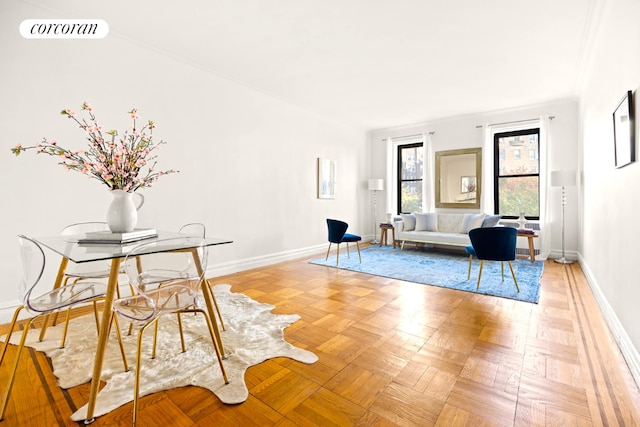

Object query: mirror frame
[435,148,482,209]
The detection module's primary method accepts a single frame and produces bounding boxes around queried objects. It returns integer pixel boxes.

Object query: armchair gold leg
[501,262,505,282]
[0,317,36,421]
[177,312,186,353]
[60,308,72,348]
[467,255,473,280]
[110,314,129,372]
[336,244,340,266]
[0,305,25,367]
[132,321,154,427]
[325,243,332,261]
[476,260,484,289]
[151,320,159,359]
[356,242,361,263]
[507,261,520,292]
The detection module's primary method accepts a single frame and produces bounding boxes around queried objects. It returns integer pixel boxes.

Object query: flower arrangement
[11,102,178,192]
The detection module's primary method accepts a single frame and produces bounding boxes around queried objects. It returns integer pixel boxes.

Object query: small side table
[379,223,396,248]
[517,232,538,262]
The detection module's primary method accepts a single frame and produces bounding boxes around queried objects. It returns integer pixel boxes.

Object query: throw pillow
[481,214,501,228]
[400,213,416,231]
[415,213,438,231]
[460,213,486,234]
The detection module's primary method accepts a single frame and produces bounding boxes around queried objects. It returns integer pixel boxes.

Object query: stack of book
[517,228,535,235]
[78,228,158,244]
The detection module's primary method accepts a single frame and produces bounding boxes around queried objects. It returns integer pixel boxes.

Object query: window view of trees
[398,143,423,213]
[494,129,540,219]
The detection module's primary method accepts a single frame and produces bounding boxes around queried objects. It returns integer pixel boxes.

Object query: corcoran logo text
[20,19,109,39]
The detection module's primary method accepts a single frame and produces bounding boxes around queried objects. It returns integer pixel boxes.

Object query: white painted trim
[206,243,329,279]
[578,254,640,388]
[0,299,21,325]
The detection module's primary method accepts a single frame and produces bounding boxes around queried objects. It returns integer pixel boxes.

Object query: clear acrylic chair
[53,222,127,339]
[139,222,226,355]
[0,235,128,421]
[178,222,206,238]
[60,222,115,285]
[113,236,228,426]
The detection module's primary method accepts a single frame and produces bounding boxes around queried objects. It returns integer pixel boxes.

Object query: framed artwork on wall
[317,158,336,199]
[613,90,635,168]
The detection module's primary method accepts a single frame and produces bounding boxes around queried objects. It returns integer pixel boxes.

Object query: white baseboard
[578,254,640,389]
[548,248,579,261]
[206,243,327,278]
[0,300,21,326]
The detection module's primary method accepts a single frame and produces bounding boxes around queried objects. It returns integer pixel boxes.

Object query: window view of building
[494,128,540,219]
[397,143,423,213]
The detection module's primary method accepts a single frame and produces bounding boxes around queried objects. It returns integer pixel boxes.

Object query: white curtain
[481,124,493,213]
[423,132,435,212]
[537,115,552,260]
[385,137,394,215]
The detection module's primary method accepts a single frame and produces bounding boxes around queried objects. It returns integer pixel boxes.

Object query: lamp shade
[368,178,384,191]
[551,170,576,187]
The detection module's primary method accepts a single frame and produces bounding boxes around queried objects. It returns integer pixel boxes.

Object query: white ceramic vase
[106,189,138,233]
[518,212,526,229]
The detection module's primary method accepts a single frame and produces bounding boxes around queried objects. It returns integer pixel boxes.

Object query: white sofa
[393,212,501,250]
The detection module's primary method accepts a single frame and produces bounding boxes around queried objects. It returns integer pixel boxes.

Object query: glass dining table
[33,230,233,424]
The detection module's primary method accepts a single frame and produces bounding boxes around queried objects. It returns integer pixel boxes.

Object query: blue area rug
[310,245,543,303]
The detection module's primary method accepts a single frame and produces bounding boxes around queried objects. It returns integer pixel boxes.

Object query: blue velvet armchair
[467,226,520,292]
[325,219,361,265]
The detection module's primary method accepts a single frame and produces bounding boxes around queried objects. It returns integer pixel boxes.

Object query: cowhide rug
[3,284,318,421]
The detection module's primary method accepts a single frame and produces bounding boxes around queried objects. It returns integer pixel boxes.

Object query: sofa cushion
[481,214,501,227]
[400,213,416,231]
[397,230,471,246]
[436,213,465,233]
[460,213,486,234]
[415,213,438,231]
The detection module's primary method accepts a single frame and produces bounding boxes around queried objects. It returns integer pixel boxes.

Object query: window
[397,143,423,213]
[494,128,540,219]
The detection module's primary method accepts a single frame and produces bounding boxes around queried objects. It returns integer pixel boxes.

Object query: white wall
[577,0,640,382]
[0,3,369,322]
[368,99,580,258]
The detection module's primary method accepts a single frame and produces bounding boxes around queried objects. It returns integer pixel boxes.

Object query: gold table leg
[84,257,121,424]
[189,248,226,357]
[527,235,535,262]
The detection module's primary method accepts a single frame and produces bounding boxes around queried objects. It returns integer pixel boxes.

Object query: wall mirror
[435,148,482,209]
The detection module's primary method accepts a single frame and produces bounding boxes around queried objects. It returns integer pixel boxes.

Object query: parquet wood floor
[1,246,639,426]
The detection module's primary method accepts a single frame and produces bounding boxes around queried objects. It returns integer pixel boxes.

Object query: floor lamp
[368,178,384,243]
[551,170,576,264]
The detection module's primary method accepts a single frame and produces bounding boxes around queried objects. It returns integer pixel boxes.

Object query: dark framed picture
[613,90,635,168]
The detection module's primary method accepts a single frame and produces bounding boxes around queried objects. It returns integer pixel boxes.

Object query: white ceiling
[25,0,599,130]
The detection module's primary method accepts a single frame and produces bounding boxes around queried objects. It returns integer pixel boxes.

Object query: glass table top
[34,230,233,263]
